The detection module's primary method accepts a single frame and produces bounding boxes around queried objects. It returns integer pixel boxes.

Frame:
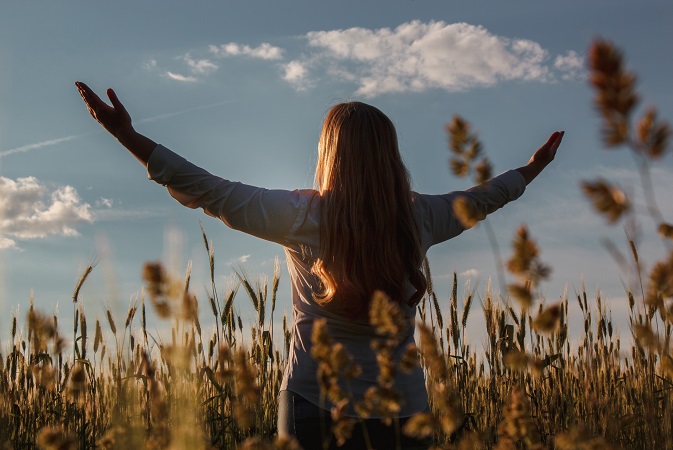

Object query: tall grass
[0,39,671,449]
[2,243,671,449]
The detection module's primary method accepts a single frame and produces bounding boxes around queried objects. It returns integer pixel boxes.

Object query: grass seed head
[331,416,357,447]
[582,179,630,224]
[68,362,87,400]
[453,196,485,229]
[645,252,673,308]
[474,158,493,185]
[93,319,102,354]
[658,223,673,240]
[504,349,530,371]
[273,436,303,450]
[369,290,407,341]
[142,262,174,318]
[508,282,533,309]
[588,38,638,147]
[311,318,331,363]
[238,437,274,450]
[28,308,57,353]
[36,427,77,450]
[105,309,117,335]
[403,412,437,440]
[79,305,87,359]
[400,342,419,373]
[634,324,660,352]
[637,107,671,158]
[533,304,563,333]
[555,425,615,450]
[496,387,542,449]
[32,362,56,391]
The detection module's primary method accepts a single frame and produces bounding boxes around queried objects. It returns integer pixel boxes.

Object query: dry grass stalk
[581,180,630,224]
[447,115,492,184]
[506,226,550,309]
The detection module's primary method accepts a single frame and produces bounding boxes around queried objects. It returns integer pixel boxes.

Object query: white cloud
[0,176,93,245]
[0,236,17,250]
[554,50,585,80]
[151,43,283,85]
[209,42,284,60]
[182,54,218,75]
[296,21,555,97]
[282,60,310,88]
[151,21,581,97]
[238,254,251,263]
[460,268,480,279]
[165,71,199,83]
[95,197,114,208]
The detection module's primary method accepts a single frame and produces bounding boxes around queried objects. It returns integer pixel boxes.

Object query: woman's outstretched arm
[76,82,308,246]
[418,131,565,247]
[515,131,564,185]
[75,81,156,166]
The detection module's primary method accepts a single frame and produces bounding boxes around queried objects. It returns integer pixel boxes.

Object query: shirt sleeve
[415,170,527,248]
[147,144,312,246]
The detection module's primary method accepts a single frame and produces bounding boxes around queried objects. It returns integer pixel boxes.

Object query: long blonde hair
[312,102,427,318]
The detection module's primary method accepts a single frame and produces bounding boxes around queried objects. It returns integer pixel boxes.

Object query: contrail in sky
[0,134,90,157]
[134,100,233,124]
[0,101,233,158]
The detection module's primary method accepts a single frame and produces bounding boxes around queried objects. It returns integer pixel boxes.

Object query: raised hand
[76,82,133,139]
[529,131,564,168]
[516,131,564,185]
[75,81,156,165]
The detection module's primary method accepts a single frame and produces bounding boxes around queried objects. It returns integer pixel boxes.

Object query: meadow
[0,40,671,450]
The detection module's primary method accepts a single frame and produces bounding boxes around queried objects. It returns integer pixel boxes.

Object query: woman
[76,82,563,449]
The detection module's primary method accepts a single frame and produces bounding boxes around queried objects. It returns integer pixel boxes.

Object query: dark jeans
[277,390,433,450]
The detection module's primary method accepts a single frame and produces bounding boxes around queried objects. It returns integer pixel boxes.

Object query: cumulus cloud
[0,176,93,248]
[0,236,17,250]
[150,21,582,96]
[294,21,555,97]
[282,60,310,87]
[209,42,284,60]
[165,71,199,83]
[182,54,219,75]
[554,50,585,80]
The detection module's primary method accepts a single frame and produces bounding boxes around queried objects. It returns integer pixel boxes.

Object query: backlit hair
[312,102,427,318]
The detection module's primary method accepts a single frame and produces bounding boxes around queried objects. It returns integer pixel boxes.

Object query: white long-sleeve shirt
[147,144,527,417]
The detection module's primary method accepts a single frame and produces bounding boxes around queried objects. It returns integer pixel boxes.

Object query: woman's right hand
[76,82,133,140]
[516,131,564,185]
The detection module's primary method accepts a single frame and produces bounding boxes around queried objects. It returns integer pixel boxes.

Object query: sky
[1,0,672,347]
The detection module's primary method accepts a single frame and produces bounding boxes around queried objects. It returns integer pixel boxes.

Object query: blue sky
[1,1,672,343]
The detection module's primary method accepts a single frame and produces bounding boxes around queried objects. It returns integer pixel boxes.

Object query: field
[0,41,672,450]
